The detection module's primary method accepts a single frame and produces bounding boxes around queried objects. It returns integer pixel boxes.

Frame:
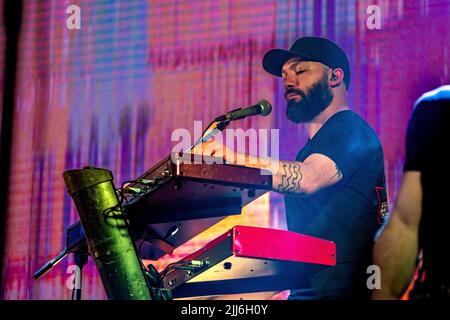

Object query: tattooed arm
[191,141,342,195]
[270,153,343,194]
[241,152,343,195]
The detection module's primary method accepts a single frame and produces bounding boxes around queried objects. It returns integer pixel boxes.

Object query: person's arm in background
[372,98,430,300]
[372,171,422,299]
[372,96,435,300]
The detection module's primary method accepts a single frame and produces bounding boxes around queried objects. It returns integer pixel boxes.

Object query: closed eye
[296,70,307,75]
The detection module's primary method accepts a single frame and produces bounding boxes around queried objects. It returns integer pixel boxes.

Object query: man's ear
[329,68,344,88]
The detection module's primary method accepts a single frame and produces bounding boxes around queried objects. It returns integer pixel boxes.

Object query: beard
[285,73,334,123]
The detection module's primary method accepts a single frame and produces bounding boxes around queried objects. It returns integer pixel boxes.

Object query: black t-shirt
[404,86,450,286]
[285,110,387,300]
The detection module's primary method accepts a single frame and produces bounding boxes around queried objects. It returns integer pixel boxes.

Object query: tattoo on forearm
[331,165,342,180]
[277,161,303,193]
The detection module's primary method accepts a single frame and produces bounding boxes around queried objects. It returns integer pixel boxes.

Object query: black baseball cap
[262,36,351,89]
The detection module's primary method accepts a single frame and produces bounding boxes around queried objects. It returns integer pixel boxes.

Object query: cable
[160,262,189,280]
[118,178,165,206]
[160,260,207,280]
[120,180,141,197]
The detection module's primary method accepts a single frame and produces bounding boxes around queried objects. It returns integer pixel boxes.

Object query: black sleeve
[312,117,381,184]
[404,102,428,172]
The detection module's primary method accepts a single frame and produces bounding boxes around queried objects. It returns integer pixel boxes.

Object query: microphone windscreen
[258,99,272,116]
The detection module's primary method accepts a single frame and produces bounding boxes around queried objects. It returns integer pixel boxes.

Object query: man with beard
[193,37,387,299]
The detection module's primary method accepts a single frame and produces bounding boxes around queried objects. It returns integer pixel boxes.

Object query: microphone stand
[71,244,88,300]
[33,248,69,281]
[184,118,230,154]
[34,222,89,300]
[184,100,271,154]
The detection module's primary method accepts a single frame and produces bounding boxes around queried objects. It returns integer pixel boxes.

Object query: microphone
[184,99,272,154]
[215,100,272,122]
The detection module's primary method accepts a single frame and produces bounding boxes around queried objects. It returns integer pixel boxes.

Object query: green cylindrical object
[63,167,151,300]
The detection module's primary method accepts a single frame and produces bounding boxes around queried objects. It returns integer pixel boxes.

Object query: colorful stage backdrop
[0,0,449,299]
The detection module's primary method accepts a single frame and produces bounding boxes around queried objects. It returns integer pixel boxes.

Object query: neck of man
[306,95,349,139]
